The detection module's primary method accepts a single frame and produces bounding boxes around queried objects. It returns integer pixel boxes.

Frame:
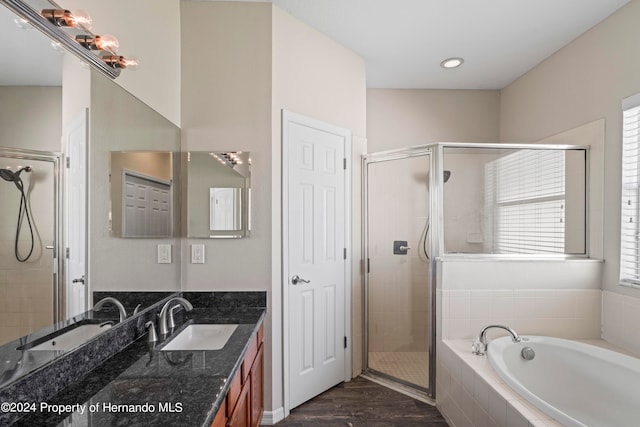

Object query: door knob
[291,275,311,285]
[72,275,85,285]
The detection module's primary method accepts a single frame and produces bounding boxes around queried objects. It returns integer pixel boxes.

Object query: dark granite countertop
[12,307,266,427]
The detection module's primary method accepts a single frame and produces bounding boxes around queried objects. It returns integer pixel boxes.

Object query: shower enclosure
[362,143,588,400]
[363,146,436,398]
[0,148,62,346]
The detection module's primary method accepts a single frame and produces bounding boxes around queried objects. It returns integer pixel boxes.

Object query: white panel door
[64,110,88,318]
[286,112,350,409]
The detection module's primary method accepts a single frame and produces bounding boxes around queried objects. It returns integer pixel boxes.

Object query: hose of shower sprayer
[421,218,430,260]
[15,185,34,262]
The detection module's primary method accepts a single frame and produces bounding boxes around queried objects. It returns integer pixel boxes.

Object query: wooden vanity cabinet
[212,324,263,427]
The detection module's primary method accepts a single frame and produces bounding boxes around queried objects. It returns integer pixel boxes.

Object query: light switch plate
[157,244,172,264]
[191,244,205,264]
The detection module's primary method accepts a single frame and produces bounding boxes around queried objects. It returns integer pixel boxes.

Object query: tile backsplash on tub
[602,291,640,356]
[440,289,602,340]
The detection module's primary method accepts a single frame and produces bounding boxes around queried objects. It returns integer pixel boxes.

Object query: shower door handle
[291,275,311,285]
[72,275,85,285]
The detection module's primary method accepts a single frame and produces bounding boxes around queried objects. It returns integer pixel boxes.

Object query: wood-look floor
[276,377,449,426]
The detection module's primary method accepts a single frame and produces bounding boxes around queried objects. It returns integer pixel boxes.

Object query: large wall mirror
[187,151,252,238]
[0,0,180,351]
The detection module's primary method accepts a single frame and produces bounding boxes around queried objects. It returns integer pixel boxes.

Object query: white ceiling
[1,0,631,89]
[225,0,630,89]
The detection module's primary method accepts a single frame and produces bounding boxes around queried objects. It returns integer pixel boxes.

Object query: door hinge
[65,247,70,259]
[343,248,347,260]
[344,336,347,349]
[65,157,70,168]
[343,158,347,170]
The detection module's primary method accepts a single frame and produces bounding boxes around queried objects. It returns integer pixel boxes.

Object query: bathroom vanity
[0,292,266,427]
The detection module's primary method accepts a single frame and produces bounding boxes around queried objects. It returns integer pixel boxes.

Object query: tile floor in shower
[368,351,429,389]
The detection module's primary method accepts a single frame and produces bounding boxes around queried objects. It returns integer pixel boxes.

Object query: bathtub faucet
[472,324,521,356]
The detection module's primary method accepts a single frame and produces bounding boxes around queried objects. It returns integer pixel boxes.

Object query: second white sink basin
[27,323,112,351]
[161,324,238,351]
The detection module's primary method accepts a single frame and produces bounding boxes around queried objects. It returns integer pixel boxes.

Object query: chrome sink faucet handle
[93,297,127,323]
[472,324,521,356]
[159,297,194,336]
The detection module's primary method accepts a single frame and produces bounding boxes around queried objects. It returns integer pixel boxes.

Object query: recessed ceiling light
[440,57,464,69]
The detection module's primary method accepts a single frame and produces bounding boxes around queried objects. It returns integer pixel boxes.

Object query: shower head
[0,166,31,182]
[443,170,451,183]
[0,169,15,182]
[0,167,31,190]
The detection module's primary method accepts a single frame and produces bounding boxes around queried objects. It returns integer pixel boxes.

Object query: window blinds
[485,150,565,254]
[620,96,640,286]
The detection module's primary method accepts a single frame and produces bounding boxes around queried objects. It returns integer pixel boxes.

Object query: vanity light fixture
[440,57,464,69]
[75,34,119,53]
[1,0,122,79]
[41,8,92,30]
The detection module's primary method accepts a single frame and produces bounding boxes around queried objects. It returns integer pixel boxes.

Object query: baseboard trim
[261,407,285,425]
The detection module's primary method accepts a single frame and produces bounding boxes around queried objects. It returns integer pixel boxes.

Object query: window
[620,94,640,286]
[485,150,565,254]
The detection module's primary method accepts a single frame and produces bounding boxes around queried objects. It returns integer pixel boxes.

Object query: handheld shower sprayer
[0,166,32,191]
[1,166,34,262]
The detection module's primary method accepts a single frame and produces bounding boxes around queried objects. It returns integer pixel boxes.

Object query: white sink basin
[161,324,238,351]
[27,324,112,351]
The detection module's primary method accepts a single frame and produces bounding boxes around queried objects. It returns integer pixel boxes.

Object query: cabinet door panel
[227,381,250,427]
[250,344,264,427]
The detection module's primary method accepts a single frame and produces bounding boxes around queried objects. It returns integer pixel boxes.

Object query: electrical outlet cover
[157,244,172,264]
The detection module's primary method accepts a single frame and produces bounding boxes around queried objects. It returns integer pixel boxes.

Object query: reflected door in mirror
[210,187,242,231]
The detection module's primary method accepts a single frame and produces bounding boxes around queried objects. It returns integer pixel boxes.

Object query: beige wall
[0,87,62,152]
[181,1,366,417]
[180,0,275,411]
[272,5,367,413]
[89,72,181,292]
[180,1,272,289]
[367,89,500,152]
[499,0,640,303]
[63,0,181,126]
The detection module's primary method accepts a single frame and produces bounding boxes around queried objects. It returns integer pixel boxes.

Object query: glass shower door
[0,153,58,345]
[365,152,432,393]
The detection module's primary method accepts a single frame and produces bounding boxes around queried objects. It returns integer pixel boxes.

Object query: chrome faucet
[158,297,193,336]
[93,297,127,323]
[472,324,521,356]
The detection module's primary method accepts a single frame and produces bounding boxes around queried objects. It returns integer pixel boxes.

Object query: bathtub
[488,336,640,427]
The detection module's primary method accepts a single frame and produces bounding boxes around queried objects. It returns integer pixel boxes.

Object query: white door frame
[282,110,352,416]
[64,109,89,317]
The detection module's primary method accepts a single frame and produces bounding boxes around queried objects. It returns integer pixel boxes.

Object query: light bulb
[95,34,119,53]
[67,9,92,30]
[120,56,139,70]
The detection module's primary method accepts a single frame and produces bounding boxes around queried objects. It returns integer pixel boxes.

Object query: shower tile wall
[0,159,55,344]
[439,288,601,341]
[368,156,430,352]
